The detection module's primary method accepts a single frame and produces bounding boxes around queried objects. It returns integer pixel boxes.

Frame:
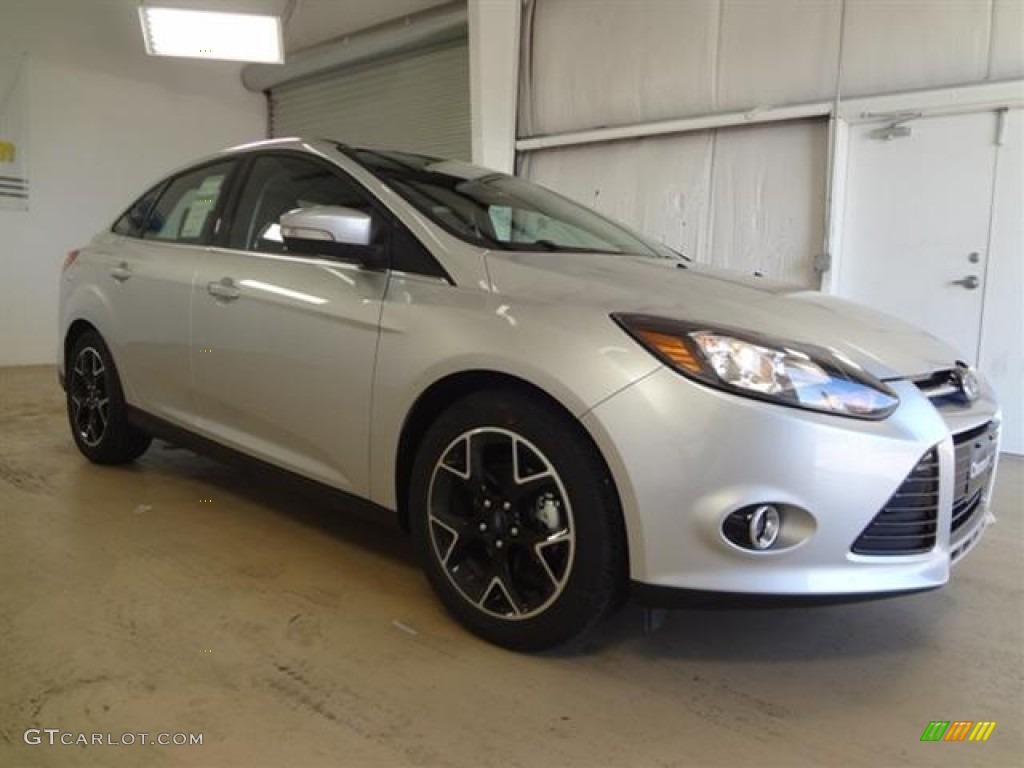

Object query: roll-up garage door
[269,40,470,160]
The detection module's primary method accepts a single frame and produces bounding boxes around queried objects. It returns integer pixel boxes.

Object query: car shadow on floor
[82,439,951,661]
[577,593,950,661]
[109,439,418,569]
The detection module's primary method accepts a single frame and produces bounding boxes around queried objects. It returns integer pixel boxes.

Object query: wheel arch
[394,371,629,573]
[64,319,101,374]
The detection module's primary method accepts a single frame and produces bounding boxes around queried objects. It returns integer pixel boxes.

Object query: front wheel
[66,331,151,464]
[409,390,626,651]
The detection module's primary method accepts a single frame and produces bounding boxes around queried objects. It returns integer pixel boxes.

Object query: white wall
[522,117,829,286]
[517,0,1024,284]
[521,0,1024,136]
[0,0,264,366]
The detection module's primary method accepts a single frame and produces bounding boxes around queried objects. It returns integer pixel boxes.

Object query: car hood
[485,251,960,380]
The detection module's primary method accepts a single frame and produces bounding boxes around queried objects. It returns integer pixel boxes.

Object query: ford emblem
[951,364,980,403]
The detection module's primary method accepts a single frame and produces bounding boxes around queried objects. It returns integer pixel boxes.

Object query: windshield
[345,147,681,259]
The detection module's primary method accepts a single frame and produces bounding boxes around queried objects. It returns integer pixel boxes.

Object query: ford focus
[58,138,1002,649]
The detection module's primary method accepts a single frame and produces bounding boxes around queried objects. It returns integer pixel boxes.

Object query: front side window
[143,161,234,244]
[346,148,681,259]
[229,154,379,254]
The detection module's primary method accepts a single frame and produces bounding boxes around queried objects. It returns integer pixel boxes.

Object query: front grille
[951,422,998,535]
[852,448,939,555]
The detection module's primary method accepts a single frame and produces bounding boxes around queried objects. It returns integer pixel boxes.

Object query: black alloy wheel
[66,331,151,464]
[409,389,626,651]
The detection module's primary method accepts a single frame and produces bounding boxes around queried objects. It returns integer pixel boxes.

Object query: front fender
[367,276,660,509]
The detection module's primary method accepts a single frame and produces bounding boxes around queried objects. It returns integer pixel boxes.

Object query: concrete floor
[1,365,1021,768]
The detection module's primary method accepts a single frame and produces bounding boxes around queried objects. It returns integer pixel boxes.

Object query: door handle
[951,275,980,290]
[207,277,240,301]
[110,263,132,282]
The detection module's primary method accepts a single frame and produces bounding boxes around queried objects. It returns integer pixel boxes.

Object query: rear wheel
[66,331,151,464]
[409,390,625,650]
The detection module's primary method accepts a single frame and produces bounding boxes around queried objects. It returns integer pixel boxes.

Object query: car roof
[218,136,334,157]
[150,138,341,184]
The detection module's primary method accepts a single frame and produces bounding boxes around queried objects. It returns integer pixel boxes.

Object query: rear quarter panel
[59,236,123,385]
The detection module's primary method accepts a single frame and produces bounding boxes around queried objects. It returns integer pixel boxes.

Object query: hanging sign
[0,54,29,211]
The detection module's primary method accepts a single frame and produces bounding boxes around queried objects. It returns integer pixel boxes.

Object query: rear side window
[112,183,164,238]
[143,160,235,244]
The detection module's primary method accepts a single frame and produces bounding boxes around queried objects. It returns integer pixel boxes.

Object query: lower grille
[951,422,998,536]
[852,449,940,555]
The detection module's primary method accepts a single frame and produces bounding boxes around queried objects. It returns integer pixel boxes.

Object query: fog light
[748,505,780,550]
[723,504,783,551]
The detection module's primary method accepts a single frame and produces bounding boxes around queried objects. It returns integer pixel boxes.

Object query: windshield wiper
[523,240,618,253]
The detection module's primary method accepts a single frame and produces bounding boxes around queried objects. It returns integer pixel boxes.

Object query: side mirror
[279,206,386,269]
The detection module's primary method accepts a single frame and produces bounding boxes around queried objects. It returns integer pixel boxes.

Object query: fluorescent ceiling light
[139,7,283,63]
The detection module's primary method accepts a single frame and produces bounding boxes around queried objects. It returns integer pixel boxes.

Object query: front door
[190,153,390,493]
[838,110,1022,454]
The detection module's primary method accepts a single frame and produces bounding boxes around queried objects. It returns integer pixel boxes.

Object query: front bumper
[581,366,1000,598]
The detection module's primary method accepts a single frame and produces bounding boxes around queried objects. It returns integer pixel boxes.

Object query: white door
[838,110,1023,454]
[979,109,1024,456]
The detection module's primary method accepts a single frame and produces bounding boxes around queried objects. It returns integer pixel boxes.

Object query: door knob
[951,275,980,290]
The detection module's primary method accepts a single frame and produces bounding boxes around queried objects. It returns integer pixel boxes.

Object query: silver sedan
[58,138,1001,649]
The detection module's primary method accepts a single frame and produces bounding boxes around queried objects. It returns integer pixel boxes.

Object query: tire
[66,331,151,464]
[409,389,626,651]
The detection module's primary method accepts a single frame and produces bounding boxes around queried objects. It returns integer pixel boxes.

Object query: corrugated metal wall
[521,119,828,287]
[271,40,471,160]
[517,0,1024,286]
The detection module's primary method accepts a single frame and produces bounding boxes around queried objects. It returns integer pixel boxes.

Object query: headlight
[613,313,899,419]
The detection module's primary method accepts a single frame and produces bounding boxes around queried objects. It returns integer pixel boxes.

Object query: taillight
[62,249,80,271]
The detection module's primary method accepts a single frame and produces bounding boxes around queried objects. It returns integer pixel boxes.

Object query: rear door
[106,159,236,425]
[189,152,390,493]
